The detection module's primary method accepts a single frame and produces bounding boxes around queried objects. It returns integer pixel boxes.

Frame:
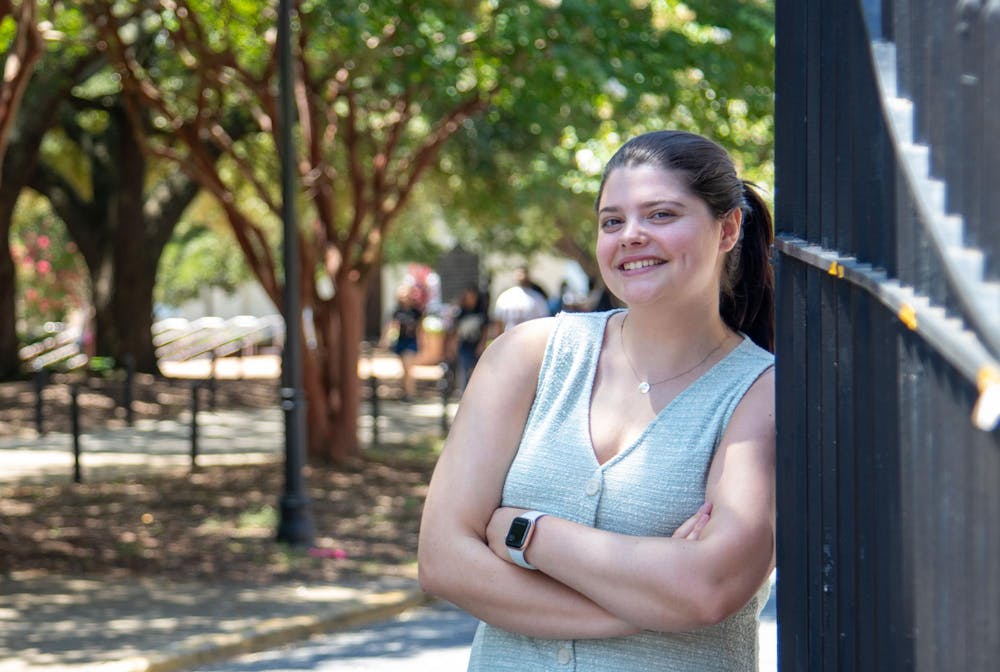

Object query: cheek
[666,225,716,261]
[595,233,616,264]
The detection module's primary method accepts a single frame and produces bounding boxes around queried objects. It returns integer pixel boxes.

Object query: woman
[387,286,423,401]
[418,130,775,671]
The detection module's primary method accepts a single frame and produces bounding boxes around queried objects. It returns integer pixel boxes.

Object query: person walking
[449,286,490,395]
[418,130,775,671]
[385,286,424,401]
[491,267,551,335]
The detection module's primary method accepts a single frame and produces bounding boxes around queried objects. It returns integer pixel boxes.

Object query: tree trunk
[0,46,103,379]
[0,227,18,379]
[103,114,158,372]
[34,104,200,375]
[303,277,365,464]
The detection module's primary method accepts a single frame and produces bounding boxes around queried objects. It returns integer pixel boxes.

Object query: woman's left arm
[485,369,775,632]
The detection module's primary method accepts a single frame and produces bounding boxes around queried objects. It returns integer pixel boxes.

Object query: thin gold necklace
[619,315,726,394]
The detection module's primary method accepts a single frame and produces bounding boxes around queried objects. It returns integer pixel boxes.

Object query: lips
[620,258,665,271]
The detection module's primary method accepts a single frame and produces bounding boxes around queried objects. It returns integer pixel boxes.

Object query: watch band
[506,510,547,570]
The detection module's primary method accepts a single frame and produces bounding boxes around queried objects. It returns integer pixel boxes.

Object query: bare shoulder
[730,366,775,434]
[477,316,558,381]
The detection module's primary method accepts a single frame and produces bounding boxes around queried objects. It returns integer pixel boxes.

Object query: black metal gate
[774,1,1000,670]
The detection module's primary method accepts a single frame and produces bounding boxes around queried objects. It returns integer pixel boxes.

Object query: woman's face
[595,164,738,309]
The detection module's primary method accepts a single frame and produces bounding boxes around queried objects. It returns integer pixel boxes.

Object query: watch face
[505,517,531,549]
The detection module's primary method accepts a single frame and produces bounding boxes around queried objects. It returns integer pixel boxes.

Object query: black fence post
[363,342,380,446]
[208,350,217,411]
[33,368,47,435]
[190,381,200,471]
[70,383,81,484]
[123,354,135,427]
[369,370,380,446]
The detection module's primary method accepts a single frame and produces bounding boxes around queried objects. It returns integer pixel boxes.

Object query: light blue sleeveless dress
[468,309,774,671]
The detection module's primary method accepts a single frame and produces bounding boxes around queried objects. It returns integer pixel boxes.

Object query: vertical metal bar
[871,316,902,668]
[819,275,839,672]
[275,0,314,547]
[774,0,810,668]
[34,369,46,435]
[774,255,810,672]
[984,8,1000,278]
[835,282,857,669]
[369,370,380,446]
[208,350,217,411]
[190,381,199,471]
[896,333,919,671]
[817,0,837,251]
[972,376,1000,668]
[804,0,824,246]
[123,354,134,427]
[853,292,877,670]
[804,267,824,671]
[958,3,984,255]
[71,383,81,484]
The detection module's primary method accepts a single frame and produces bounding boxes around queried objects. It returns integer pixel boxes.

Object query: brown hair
[596,130,774,351]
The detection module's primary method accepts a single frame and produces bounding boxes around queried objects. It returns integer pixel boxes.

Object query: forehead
[598,165,693,209]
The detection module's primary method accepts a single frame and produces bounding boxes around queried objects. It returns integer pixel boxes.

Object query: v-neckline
[584,310,747,468]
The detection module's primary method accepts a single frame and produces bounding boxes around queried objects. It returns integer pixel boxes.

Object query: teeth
[622,259,663,271]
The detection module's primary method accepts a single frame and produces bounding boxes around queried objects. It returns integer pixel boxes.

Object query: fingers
[672,501,713,540]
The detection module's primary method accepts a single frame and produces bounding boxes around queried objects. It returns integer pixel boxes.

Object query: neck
[620,302,731,361]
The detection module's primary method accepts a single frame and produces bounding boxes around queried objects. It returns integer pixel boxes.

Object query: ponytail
[720,181,774,352]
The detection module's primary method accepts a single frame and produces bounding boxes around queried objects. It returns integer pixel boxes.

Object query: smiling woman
[418,130,775,672]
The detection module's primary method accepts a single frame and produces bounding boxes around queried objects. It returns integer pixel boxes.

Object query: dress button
[557,646,573,664]
[585,479,600,496]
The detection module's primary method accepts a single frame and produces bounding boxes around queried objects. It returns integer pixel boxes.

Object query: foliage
[83,0,775,460]
[156,193,254,309]
[10,192,88,331]
[432,0,775,267]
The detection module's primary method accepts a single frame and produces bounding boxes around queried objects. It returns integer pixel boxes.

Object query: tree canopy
[57,0,775,461]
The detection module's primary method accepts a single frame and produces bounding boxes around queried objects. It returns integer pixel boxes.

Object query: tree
[86,0,774,463]
[30,93,203,372]
[0,2,102,378]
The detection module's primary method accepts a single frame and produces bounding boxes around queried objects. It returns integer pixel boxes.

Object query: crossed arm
[417,318,775,638]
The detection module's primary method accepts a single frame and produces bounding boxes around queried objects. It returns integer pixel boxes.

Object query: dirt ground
[0,374,433,584]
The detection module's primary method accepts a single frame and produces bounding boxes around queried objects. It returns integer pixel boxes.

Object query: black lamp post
[275,0,314,547]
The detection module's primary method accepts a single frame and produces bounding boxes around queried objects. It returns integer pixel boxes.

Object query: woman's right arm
[417,317,639,639]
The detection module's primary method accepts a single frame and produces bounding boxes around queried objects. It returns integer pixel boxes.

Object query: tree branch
[0,0,44,177]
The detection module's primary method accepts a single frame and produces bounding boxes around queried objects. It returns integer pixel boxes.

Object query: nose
[620,217,646,246]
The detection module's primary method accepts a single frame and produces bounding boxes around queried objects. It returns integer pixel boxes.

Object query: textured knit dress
[467,310,775,672]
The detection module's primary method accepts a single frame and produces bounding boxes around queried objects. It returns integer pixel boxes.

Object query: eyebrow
[598,200,687,215]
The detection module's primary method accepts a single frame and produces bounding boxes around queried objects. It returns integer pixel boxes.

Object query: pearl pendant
[638,381,650,394]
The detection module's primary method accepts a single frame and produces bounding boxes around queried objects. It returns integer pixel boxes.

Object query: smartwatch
[504,510,547,570]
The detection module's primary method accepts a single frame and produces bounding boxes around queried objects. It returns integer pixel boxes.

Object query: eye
[600,217,623,232]
[649,210,676,222]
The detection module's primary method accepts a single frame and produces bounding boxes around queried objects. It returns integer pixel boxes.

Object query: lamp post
[275,0,314,547]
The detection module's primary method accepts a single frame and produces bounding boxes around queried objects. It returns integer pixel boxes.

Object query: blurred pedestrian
[491,266,550,335]
[449,286,489,394]
[384,286,423,401]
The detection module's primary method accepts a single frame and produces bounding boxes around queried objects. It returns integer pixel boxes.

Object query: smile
[620,259,665,271]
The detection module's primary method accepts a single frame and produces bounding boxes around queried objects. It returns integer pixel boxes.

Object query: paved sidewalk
[0,386,456,672]
[0,397,457,486]
[0,373,778,671]
[0,573,428,672]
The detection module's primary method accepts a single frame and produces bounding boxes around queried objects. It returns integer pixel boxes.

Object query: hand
[485,506,529,564]
[671,501,713,541]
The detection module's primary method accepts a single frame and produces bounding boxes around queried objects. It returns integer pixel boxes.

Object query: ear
[719,208,742,253]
